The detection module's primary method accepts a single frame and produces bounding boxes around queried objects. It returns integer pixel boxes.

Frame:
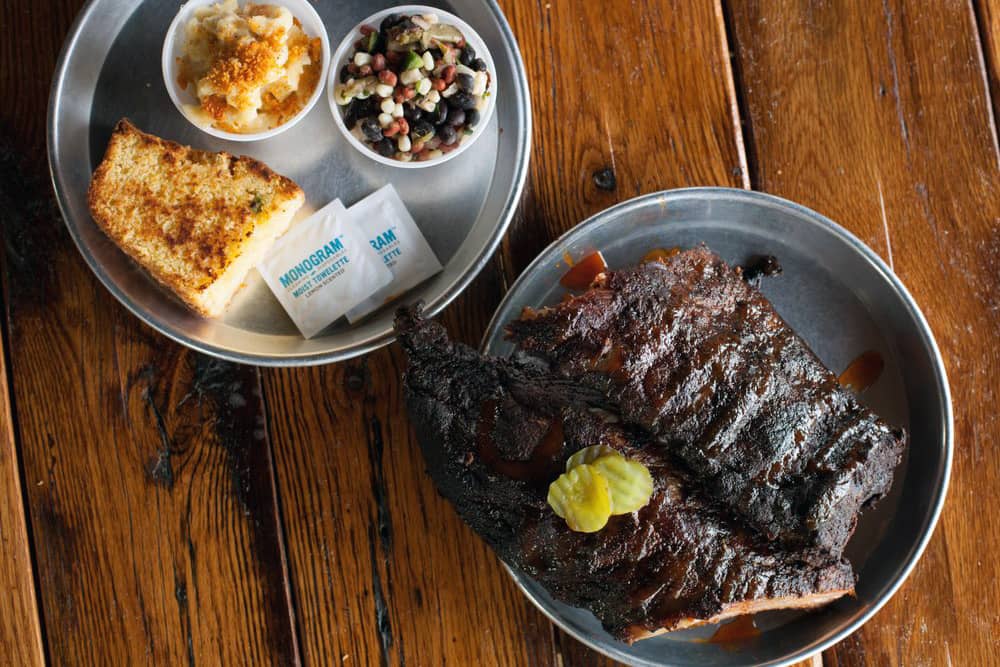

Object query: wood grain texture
[0,2,300,663]
[0,3,66,660]
[499,0,746,278]
[975,0,1000,127]
[0,292,44,664]
[0,2,79,158]
[727,0,1000,664]
[262,0,746,664]
[0,151,300,664]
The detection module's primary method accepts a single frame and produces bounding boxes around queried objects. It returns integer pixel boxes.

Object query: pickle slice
[591,455,654,515]
[547,464,612,533]
[566,444,621,471]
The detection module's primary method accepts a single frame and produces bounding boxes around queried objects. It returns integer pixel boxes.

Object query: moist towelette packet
[345,185,443,323]
[258,199,393,337]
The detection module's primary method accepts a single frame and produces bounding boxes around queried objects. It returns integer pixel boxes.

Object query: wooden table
[2,1,998,664]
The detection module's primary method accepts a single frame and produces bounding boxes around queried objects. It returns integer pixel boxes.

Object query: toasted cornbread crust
[88,119,304,315]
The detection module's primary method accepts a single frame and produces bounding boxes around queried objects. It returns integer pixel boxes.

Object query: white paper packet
[345,185,443,323]
[257,199,392,338]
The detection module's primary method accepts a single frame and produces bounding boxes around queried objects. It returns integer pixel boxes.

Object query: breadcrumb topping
[177,1,321,133]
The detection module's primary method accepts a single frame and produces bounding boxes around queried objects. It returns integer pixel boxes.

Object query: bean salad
[333,13,492,162]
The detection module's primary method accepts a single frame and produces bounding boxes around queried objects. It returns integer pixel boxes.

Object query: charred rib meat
[395,307,854,643]
[506,247,906,556]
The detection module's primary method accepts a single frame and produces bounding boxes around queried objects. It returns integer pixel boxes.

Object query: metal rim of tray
[47,0,531,367]
[483,187,953,667]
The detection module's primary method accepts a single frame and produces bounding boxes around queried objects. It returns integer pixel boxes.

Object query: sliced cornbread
[88,119,304,316]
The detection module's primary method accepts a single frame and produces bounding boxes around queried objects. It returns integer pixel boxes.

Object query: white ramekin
[327,5,498,168]
[162,0,331,142]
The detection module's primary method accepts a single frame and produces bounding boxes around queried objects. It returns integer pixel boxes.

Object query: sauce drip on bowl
[708,615,760,645]
[560,252,608,290]
[641,247,681,263]
[838,350,884,393]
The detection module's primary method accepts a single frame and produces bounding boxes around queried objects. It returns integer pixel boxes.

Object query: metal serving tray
[483,189,952,667]
[49,0,530,366]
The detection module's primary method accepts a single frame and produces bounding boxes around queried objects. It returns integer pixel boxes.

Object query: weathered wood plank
[263,0,745,664]
[0,1,301,662]
[0,149,301,664]
[727,0,1000,664]
[0,293,45,665]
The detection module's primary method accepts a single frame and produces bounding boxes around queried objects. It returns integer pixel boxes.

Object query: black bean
[472,58,487,72]
[350,95,376,118]
[459,44,476,66]
[403,103,422,122]
[428,47,443,60]
[374,137,396,157]
[465,108,480,127]
[361,117,383,142]
[418,108,436,124]
[411,120,435,142]
[447,107,465,127]
[447,92,473,110]
[456,73,475,92]
[344,100,360,129]
[431,102,448,125]
[437,124,458,145]
[339,65,353,84]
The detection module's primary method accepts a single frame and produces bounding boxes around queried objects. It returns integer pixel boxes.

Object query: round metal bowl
[482,188,952,667]
[48,0,530,366]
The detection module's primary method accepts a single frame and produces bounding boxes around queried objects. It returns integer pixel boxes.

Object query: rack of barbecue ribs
[506,247,906,557]
[394,247,905,642]
[395,307,856,643]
